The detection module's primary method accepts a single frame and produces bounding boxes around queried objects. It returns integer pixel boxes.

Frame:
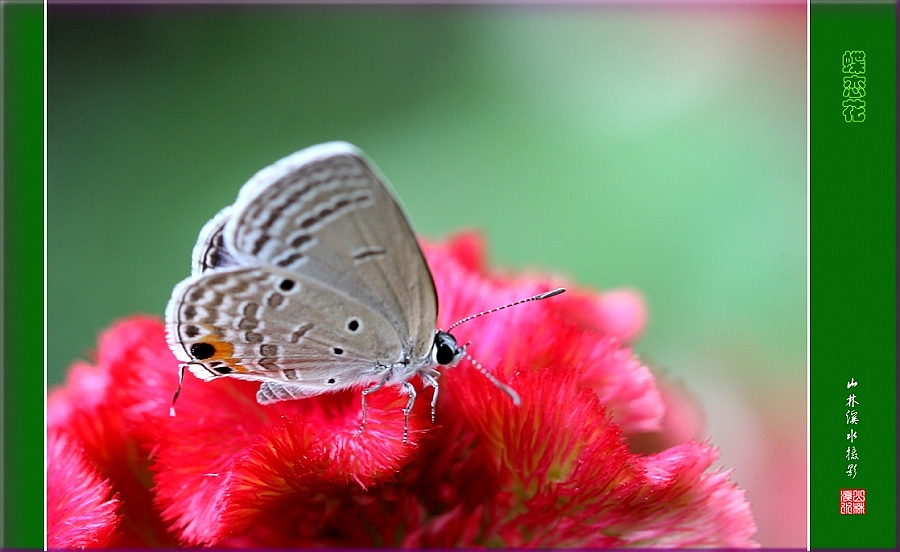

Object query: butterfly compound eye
[433,331,461,366]
[436,343,455,365]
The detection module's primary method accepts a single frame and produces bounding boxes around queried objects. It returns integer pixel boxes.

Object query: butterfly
[165,142,563,442]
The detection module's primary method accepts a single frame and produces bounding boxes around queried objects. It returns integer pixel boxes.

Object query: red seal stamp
[840,489,866,514]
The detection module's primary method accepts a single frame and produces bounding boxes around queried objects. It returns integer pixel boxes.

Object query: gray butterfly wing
[223,142,437,365]
[165,265,406,399]
[191,206,237,275]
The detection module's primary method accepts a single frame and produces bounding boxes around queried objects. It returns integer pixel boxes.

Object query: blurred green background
[48,5,806,547]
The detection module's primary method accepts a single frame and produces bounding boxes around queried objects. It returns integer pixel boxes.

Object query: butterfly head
[432,331,464,366]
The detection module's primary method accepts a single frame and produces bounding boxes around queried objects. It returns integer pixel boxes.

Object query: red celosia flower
[47,232,756,547]
[47,430,120,548]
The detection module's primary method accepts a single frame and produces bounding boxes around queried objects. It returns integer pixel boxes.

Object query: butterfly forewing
[166,265,406,394]
[223,142,437,364]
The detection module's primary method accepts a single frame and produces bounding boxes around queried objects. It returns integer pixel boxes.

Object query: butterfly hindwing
[165,265,406,395]
[256,381,319,404]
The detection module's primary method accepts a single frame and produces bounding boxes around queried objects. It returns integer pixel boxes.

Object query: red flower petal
[48,317,182,547]
[47,430,120,548]
[447,358,755,547]
[627,378,708,454]
[442,230,488,273]
[622,442,757,547]
[554,287,647,343]
[149,380,420,545]
[48,361,109,430]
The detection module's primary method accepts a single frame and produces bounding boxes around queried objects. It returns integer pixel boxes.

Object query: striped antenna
[447,287,565,332]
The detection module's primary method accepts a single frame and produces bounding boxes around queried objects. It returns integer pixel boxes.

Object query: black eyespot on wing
[347,319,360,332]
[279,279,295,292]
[214,366,233,375]
[333,347,344,355]
[327,378,336,384]
[190,342,216,360]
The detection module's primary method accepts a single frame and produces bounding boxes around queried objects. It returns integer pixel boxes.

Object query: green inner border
[810,1,897,548]
[2,2,45,547]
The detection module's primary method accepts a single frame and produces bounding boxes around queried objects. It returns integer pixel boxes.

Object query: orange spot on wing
[198,335,245,372]
[203,336,235,360]
[193,325,253,374]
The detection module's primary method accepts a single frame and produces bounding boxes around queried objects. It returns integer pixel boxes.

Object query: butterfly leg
[421,372,439,424]
[358,380,385,437]
[401,381,417,445]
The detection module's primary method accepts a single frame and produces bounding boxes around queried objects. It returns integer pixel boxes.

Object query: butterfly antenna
[170,364,186,417]
[447,287,565,332]
[463,350,521,407]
